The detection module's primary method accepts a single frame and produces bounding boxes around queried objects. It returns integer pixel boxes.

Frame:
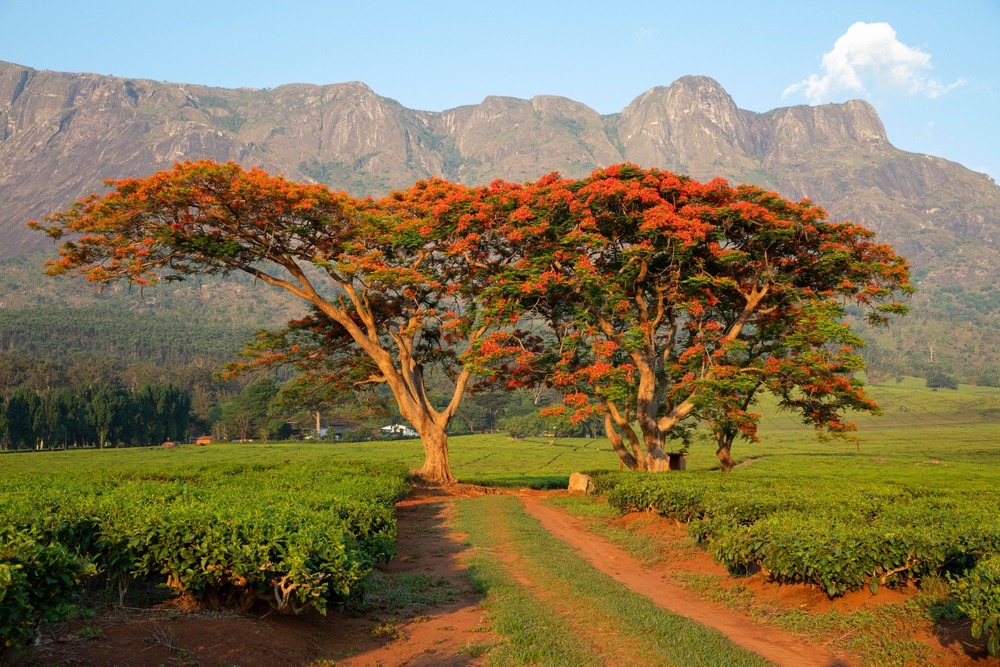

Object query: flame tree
[30,160,514,484]
[480,164,912,471]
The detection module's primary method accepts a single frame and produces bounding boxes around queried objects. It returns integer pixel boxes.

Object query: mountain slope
[1,61,997,382]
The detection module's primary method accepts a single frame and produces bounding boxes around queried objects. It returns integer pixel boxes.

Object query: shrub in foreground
[0,458,410,649]
[952,555,1000,657]
[1,530,96,650]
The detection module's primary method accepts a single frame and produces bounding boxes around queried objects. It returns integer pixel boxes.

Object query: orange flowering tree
[31,160,912,477]
[486,164,912,471]
[30,161,513,484]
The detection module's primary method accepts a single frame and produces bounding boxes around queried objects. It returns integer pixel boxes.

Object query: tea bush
[0,458,410,648]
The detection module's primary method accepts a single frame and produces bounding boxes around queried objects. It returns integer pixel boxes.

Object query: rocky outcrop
[433,94,621,184]
[618,76,759,181]
[568,472,596,495]
[759,99,888,165]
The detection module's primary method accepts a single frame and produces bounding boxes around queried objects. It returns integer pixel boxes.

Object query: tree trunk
[604,413,639,470]
[414,424,456,485]
[639,444,670,472]
[717,440,736,473]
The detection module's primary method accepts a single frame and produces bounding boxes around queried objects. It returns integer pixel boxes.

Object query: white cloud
[784,22,965,103]
[635,27,653,42]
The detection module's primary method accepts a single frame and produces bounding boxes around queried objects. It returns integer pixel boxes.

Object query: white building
[380,423,418,438]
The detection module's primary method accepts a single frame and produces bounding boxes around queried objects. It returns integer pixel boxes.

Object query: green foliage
[951,555,1000,656]
[4,386,39,449]
[2,382,192,449]
[0,457,410,646]
[131,501,367,612]
[601,473,1000,598]
[925,367,959,390]
[501,409,596,439]
[214,377,285,442]
[0,530,96,649]
[502,412,547,438]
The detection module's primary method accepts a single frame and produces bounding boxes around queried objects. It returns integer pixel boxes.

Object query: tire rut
[517,494,856,667]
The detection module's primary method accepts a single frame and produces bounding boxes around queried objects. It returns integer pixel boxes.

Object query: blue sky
[1,0,997,180]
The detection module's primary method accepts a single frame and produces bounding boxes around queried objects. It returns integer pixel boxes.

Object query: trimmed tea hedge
[0,458,410,649]
[596,470,1000,647]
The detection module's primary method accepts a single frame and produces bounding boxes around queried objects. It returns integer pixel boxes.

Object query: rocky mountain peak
[617,76,757,181]
[761,99,888,165]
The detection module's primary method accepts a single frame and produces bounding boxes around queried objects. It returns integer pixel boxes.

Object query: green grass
[455,494,774,667]
[4,377,996,489]
[457,507,602,667]
[357,571,463,616]
[0,433,615,489]
[688,377,1000,482]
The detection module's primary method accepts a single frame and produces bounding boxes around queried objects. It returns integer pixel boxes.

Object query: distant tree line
[212,378,290,443]
[0,382,190,450]
[0,349,242,435]
[0,350,602,450]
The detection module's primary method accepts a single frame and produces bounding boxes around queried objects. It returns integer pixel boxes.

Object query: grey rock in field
[568,472,596,494]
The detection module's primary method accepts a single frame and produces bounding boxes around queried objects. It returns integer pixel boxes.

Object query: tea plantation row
[594,471,1000,655]
[0,459,411,649]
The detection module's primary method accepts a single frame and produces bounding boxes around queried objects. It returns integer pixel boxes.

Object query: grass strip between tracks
[454,494,774,667]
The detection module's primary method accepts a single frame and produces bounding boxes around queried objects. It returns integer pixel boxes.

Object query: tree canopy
[476,164,913,470]
[32,161,912,479]
[1,381,190,450]
[31,161,519,483]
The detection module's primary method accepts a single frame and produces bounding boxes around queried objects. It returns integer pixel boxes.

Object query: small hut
[667,452,687,471]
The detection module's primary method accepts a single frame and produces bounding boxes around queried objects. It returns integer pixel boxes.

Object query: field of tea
[2,378,998,665]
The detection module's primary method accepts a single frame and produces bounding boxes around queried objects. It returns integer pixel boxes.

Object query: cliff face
[617,76,759,179]
[1,60,997,296]
[431,94,622,184]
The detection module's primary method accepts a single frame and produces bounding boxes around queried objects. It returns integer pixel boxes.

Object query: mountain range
[1,60,997,383]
